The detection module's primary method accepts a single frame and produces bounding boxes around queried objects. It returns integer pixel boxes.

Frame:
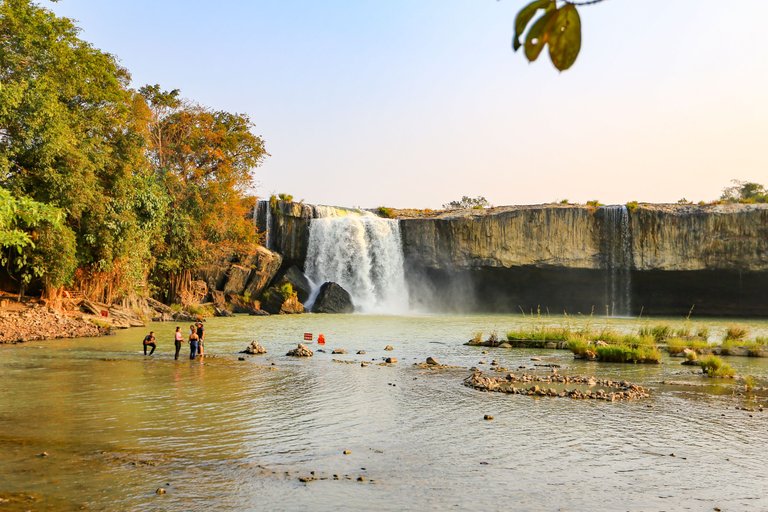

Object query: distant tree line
[0,0,267,303]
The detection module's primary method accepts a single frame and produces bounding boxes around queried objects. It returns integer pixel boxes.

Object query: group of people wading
[142,321,205,360]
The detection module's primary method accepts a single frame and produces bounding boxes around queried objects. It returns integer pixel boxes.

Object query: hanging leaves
[512,0,583,71]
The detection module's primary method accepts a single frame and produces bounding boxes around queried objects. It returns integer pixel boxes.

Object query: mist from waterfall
[305,210,410,314]
[601,205,632,316]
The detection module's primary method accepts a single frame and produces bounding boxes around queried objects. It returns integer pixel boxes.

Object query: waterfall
[255,200,272,250]
[600,205,632,316]
[304,209,410,314]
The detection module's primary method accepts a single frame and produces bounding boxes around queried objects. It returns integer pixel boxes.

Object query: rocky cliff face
[260,201,768,316]
[398,204,768,272]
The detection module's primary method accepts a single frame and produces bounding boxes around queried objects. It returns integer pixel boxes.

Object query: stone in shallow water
[286,344,313,357]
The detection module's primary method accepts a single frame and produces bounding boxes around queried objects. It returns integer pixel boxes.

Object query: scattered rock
[357,476,367,482]
[332,348,347,354]
[426,356,440,365]
[384,345,394,351]
[286,344,313,357]
[240,340,267,355]
[483,415,494,421]
[385,357,398,364]
[238,357,246,361]
[343,450,351,455]
[155,488,166,495]
[357,350,366,355]
[37,452,49,457]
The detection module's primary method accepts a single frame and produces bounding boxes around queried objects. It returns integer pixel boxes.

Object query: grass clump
[595,344,661,364]
[699,355,735,378]
[506,326,572,342]
[721,336,768,357]
[724,325,749,341]
[471,331,483,344]
[638,324,672,342]
[375,206,395,218]
[666,337,710,355]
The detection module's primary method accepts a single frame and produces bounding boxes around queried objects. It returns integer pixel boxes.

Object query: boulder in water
[241,341,267,355]
[311,282,354,314]
[287,343,313,357]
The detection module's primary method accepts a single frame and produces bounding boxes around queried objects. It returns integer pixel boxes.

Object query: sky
[49,0,768,209]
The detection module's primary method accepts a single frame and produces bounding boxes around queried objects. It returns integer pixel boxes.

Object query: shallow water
[1,314,768,511]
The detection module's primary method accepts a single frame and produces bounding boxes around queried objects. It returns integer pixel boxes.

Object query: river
[1,314,767,511]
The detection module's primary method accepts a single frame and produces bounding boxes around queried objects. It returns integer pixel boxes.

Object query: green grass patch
[666,337,710,355]
[594,344,661,364]
[506,326,572,342]
[638,324,672,342]
[699,355,735,378]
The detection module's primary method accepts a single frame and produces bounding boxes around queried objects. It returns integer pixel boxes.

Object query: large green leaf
[513,0,552,52]
[548,4,582,71]
[524,8,557,62]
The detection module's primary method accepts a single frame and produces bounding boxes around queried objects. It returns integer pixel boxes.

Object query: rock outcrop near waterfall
[397,204,768,272]
[259,201,768,316]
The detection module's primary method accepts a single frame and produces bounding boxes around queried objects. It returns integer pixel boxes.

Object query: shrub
[699,355,735,378]
[696,327,710,340]
[375,206,395,218]
[625,200,639,212]
[278,193,294,203]
[187,303,214,317]
[559,199,569,204]
[471,331,483,344]
[487,331,499,344]
[586,200,602,208]
[743,375,756,392]
[724,325,749,341]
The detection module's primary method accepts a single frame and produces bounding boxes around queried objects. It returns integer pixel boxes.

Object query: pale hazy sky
[50,0,768,208]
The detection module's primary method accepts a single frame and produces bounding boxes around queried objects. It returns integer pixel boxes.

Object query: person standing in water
[188,324,199,360]
[173,326,183,360]
[142,331,157,356]
[196,321,205,358]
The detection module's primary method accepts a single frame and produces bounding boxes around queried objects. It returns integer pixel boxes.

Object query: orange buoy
[318,334,326,345]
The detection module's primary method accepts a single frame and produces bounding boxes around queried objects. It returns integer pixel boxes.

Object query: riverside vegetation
[468,318,766,377]
[1,1,266,308]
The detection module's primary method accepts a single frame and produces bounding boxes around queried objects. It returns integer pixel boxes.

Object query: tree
[512,0,606,71]
[442,196,492,210]
[140,86,268,302]
[0,0,168,302]
[0,186,76,297]
[720,181,768,204]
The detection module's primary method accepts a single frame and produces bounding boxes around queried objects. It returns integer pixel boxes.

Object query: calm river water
[1,314,768,511]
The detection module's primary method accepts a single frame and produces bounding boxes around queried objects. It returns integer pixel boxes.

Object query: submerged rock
[331,348,347,354]
[426,356,440,366]
[286,343,313,357]
[311,282,354,314]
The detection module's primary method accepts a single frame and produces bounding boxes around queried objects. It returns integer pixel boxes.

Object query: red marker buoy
[318,334,326,345]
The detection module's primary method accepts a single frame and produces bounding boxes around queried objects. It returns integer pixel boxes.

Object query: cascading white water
[304,209,410,314]
[255,200,272,250]
[601,205,632,316]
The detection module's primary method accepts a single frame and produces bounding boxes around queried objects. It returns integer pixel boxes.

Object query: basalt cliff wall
[260,202,768,316]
